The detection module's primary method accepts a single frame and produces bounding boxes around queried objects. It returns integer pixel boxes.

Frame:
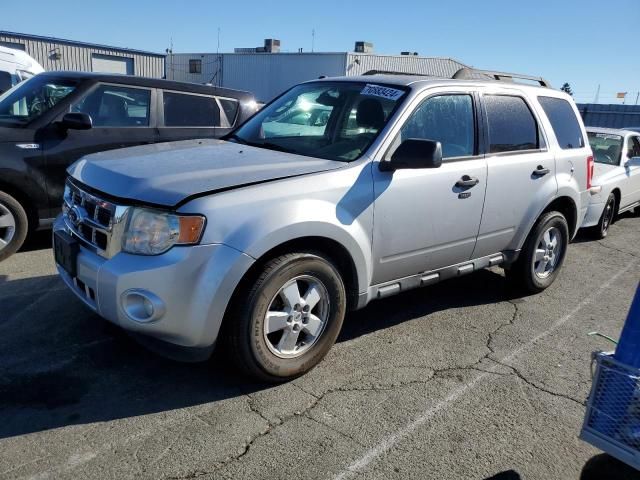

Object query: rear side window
[219,98,239,125]
[163,92,220,127]
[484,95,539,153]
[538,96,584,149]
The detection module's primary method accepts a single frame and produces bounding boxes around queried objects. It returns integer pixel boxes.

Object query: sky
[3,0,639,104]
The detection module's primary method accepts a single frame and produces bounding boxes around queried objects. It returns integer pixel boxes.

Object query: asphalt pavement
[1,213,639,480]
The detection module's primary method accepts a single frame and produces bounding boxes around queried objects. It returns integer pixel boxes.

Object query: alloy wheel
[263,275,330,359]
[0,202,16,253]
[532,226,563,279]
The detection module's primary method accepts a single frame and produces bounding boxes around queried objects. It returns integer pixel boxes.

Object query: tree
[561,83,573,96]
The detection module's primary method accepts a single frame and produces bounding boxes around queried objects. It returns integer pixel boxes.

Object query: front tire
[0,191,29,262]
[223,252,346,382]
[590,193,616,239]
[505,211,569,293]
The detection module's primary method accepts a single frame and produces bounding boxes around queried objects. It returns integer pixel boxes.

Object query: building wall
[222,53,346,102]
[167,52,469,102]
[0,33,165,78]
[577,103,640,129]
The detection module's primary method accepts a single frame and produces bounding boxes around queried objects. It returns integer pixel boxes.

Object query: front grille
[63,181,127,257]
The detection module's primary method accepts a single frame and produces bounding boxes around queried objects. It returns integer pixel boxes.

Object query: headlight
[121,208,206,255]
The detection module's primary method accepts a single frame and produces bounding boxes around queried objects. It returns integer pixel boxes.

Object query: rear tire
[222,252,346,382]
[505,211,569,294]
[0,191,29,262]
[590,193,616,239]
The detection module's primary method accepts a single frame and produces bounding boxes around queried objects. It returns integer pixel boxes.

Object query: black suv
[0,71,257,260]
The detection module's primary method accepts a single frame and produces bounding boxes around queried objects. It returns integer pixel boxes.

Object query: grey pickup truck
[53,69,592,381]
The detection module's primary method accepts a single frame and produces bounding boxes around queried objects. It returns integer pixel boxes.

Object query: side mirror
[625,156,640,168]
[60,112,93,131]
[380,138,443,172]
[0,71,13,94]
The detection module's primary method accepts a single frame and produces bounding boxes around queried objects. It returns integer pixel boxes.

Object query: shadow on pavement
[0,266,524,440]
[17,229,53,253]
[580,453,640,479]
[484,471,522,480]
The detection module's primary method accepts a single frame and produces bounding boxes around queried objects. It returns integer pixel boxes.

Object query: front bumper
[53,216,254,349]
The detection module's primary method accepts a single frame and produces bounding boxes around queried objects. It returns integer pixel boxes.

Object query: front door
[41,83,157,209]
[622,135,640,207]
[371,91,487,285]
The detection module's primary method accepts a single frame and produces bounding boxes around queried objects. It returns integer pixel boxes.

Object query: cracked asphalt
[1,212,639,480]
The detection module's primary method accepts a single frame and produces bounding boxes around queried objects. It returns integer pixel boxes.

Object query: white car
[0,45,44,94]
[583,127,640,238]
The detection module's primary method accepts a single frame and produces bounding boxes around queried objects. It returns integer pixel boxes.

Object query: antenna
[312,29,315,53]
[594,84,600,104]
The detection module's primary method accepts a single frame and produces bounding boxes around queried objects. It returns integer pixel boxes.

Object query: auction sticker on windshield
[361,84,405,101]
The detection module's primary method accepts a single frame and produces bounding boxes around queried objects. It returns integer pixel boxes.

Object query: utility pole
[594,84,600,104]
[635,91,639,106]
[312,29,315,53]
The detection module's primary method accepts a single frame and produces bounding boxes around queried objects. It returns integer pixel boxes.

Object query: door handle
[533,165,550,176]
[455,175,480,188]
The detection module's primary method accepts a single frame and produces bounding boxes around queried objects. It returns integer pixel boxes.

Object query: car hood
[68,139,346,207]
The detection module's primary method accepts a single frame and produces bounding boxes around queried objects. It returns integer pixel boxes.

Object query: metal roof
[0,31,165,58]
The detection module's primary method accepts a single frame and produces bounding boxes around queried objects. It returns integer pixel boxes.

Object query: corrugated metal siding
[0,33,165,78]
[221,53,346,102]
[577,103,640,129]
[346,53,467,78]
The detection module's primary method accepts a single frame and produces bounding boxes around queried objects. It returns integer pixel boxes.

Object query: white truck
[0,46,44,94]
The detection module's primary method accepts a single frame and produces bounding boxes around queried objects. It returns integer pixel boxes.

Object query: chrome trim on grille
[63,181,130,258]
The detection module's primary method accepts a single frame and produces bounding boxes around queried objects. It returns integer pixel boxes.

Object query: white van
[0,46,44,94]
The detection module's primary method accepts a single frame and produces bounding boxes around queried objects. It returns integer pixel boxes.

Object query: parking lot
[0,213,637,479]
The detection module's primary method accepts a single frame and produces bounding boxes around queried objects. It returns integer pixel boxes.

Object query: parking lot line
[333,260,638,480]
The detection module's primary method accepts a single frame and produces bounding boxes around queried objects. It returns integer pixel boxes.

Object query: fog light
[121,289,165,323]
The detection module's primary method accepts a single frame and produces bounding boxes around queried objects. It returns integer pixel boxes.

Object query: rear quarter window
[538,96,585,149]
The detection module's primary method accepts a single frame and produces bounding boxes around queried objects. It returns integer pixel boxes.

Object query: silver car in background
[53,70,592,381]
[582,127,640,238]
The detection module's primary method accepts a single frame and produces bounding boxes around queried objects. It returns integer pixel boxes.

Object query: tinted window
[163,92,220,127]
[485,95,538,153]
[538,96,584,149]
[400,94,475,158]
[219,98,239,125]
[73,85,151,127]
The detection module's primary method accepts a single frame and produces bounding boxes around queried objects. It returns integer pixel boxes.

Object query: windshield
[229,82,407,161]
[0,76,79,127]
[588,132,623,165]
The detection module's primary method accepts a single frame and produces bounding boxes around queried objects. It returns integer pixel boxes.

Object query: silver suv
[53,69,592,380]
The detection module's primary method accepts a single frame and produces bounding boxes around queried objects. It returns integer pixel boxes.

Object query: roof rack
[362,69,439,77]
[452,68,552,88]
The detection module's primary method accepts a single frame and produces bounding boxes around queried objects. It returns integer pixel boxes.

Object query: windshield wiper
[225,133,247,145]
[254,142,296,154]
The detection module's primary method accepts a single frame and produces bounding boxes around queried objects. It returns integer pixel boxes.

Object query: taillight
[586,155,594,189]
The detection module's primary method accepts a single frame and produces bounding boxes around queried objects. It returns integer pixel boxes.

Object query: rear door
[41,82,157,207]
[157,90,232,142]
[473,90,557,258]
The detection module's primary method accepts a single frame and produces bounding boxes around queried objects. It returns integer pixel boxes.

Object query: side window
[629,136,640,158]
[538,96,585,149]
[484,95,539,153]
[163,92,220,127]
[73,85,151,127]
[399,94,475,158]
[218,98,239,125]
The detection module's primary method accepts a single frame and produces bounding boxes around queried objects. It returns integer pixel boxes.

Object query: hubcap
[602,198,615,234]
[0,202,16,252]
[263,275,330,359]
[532,226,563,279]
